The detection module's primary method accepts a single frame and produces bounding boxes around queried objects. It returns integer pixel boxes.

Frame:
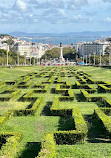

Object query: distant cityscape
[0,32,111,64]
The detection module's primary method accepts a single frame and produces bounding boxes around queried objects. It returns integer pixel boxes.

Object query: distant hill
[0,34,11,37]
[9,31,111,38]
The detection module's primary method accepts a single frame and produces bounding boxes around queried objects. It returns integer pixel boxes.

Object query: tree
[105,46,111,55]
[7,39,14,45]
[42,47,77,60]
[106,37,111,42]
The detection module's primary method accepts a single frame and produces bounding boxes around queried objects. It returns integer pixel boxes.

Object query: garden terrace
[0,66,110,157]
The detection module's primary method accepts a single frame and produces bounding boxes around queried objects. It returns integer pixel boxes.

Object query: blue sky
[0,0,111,33]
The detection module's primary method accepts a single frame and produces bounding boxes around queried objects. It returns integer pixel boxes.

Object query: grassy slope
[0,66,110,158]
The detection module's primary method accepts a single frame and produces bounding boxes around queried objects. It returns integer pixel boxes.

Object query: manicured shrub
[13,97,43,116]
[54,131,86,145]
[98,84,111,93]
[37,133,56,158]
[72,108,88,133]
[0,132,22,158]
[54,108,87,145]
[0,111,13,127]
[94,108,111,136]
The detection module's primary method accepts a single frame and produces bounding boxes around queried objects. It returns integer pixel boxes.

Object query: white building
[31,43,49,58]
[78,42,110,56]
[0,41,9,51]
[14,43,31,57]
[14,42,49,58]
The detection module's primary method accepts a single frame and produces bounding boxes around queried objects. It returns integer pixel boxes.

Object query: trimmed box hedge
[36,133,56,158]
[54,108,87,144]
[94,108,111,136]
[13,97,43,116]
[0,89,21,101]
[0,132,22,158]
[98,84,111,93]
[0,111,13,127]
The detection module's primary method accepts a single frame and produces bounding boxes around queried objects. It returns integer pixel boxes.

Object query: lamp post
[34,57,35,66]
[7,45,9,66]
[30,55,31,66]
[109,52,111,66]
[83,56,85,65]
[17,51,19,66]
[100,49,102,66]
[108,47,111,66]
[89,54,91,65]
[86,55,87,65]
[93,52,96,66]
[24,52,27,66]
[37,57,38,65]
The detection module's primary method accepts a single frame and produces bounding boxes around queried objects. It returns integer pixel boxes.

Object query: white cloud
[16,0,27,11]
[58,9,66,17]
[104,17,111,22]
[67,0,88,10]
[70,14,89,23]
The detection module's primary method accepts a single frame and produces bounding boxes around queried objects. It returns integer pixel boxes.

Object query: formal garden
[0,66,111,158]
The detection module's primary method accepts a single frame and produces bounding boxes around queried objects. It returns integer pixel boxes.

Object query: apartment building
[77,42,110,56]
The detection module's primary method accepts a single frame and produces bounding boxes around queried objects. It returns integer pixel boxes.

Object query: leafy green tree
[42,48,77,60]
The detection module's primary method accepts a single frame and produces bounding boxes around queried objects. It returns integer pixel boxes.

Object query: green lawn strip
[0,66,42,81]
[0,101,29,115]
[56,143,111,158]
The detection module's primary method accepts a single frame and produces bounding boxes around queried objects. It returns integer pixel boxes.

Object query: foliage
[86,54,110,65]
[36,133,56,158]
[94,108,111,134]
[7,38,14,45]
[42,47,77,60]
[0,132,22,158]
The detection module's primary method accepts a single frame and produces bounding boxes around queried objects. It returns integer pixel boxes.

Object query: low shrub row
[78,76,87,84]
[42,77,53,84]
[9,89,21,99]
[54,131,86,145]
[86,77,95,84]
[94,108,111,136]
[60,81,70,89]
[13,97,43,116]
[0,89,21,101]
[0,111,13,127]
[75,81,81,88]
[101,97,111,107]
[33,85,49,93]
[0,132,22,158]
[98,84,111,93]
[54,108,87,145]
[80,90,108,103]
[51,97,59,110]
[36,133,56,158]
[17,82,31,89]
[56,84,67,94]
[72,108,88,133]
[80,90,90,101]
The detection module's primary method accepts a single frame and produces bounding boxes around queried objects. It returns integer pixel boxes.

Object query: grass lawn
[0,66,111,158]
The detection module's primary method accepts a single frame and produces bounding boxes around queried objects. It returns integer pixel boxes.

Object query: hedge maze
[0,66,111,157]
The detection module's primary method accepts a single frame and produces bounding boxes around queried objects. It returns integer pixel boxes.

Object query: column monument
[59,43,65,63]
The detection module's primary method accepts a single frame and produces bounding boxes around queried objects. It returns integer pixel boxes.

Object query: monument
[59,43,65,63]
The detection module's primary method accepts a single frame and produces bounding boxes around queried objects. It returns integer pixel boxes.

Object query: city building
[14,43,31,57]
[31,43,49,58]
[75,41,110,57]
[0,41,9,51]
[14,42,49,58]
